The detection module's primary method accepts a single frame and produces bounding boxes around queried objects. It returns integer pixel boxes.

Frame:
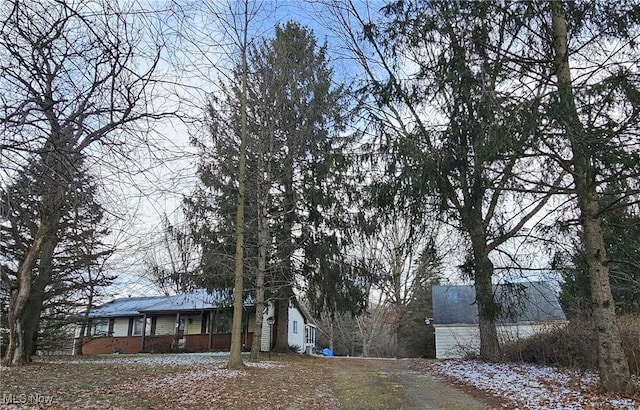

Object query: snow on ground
[45,352,285,369]
[120,363,248,390]
[47,352,229,366]
[108,355,287,405]
[423,359,640,409]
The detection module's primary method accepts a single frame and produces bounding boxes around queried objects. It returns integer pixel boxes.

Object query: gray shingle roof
[88,296,168,318]
[432,281,566,325]
[89,289,253,318]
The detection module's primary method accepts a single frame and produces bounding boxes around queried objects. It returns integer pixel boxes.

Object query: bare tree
[360,215,440,357]
[226,0,251,371]
[0,0,166,365]
[144,213,199,295]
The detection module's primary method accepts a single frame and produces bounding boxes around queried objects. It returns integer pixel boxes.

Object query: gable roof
[432,281,566,325]
[89,289,254,318]
[290,298,316,326]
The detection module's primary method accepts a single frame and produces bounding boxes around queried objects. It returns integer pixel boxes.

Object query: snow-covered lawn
[41,352,285,369]
[44,352,231,366]
[418,359,640,409]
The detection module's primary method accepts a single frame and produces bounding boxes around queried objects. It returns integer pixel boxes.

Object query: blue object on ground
[322,348,334,357]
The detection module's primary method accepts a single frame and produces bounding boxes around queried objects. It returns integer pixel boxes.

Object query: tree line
[1,0,639,394]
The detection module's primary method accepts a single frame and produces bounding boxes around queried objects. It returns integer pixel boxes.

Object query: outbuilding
[432,281,567,359]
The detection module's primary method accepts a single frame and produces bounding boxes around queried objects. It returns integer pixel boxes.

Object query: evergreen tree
[343,0,563,360]
[1,160,114,356]
[557,191,640,317]
[188,21,365,354]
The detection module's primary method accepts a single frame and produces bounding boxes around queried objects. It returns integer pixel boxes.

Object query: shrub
[502,316,640,375]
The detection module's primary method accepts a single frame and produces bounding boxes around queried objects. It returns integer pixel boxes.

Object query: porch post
[140,313,147,352]
[240,308,249,350]
[174,312,181,351]
[208,309,214,349]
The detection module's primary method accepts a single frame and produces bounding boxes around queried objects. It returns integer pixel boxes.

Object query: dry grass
[502,315,640,375]
[0,354,494,409]
[0,354,336,409]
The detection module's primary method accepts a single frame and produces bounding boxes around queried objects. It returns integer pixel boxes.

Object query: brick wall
[82,332,255,355]
[82,336,142,355]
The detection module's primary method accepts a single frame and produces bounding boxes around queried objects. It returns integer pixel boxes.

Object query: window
[92,320,108,336]
[305,326,316,345]
[292,320,298,334]
[133,317,150,336]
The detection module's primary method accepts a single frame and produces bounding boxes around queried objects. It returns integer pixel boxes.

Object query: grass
[332,361,404,409]
[0,354,492,409]
[0,354,335,409]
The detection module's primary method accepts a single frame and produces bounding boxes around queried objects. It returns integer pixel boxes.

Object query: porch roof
[89,289,255,318]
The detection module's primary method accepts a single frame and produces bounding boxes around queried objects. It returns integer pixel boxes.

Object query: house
[432,281,567,359]
[262,298,317,354]
[76,289,316,355]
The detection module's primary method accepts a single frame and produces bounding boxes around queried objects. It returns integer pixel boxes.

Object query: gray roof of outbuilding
[432,281,566,325]
[89,289,254,318]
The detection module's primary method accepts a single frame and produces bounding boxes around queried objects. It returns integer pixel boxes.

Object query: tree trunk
[74,323,86,356]
[468,219,500,361]
[3,237,43,366]
[74,290,95,356]
[276,155,295,353]
[5,219,64,365]
[328,316,335,352]
[359,317,369,357]
[475,258,500,361]
[274,289,291,353]
[550,0,632,394]
[250,116,274,361]
[249,200,268,361]
[228,1,249,370]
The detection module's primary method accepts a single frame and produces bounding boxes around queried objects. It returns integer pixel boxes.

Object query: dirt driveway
[329,357,488,410]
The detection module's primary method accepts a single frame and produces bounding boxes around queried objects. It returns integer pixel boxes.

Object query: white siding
[435,325,480,359]
[435,322,567,359]
[497,323,557,344]
[261,304,275,352]
[185,315,202,335]
[258,302,314,353]
[287,304,305,352]
[154,316,175,335]
[112,318,129,336]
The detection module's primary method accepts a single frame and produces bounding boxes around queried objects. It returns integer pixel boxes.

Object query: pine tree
[345,0,563,360]
[188,21,365,354]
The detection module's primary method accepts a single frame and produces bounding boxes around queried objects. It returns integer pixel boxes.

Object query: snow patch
[48,352,231,366]
[423,360,639,410]
[246,360,285,369]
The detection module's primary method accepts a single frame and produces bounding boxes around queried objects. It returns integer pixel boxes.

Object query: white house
[261,299,316,354]
[432,281,567,359]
